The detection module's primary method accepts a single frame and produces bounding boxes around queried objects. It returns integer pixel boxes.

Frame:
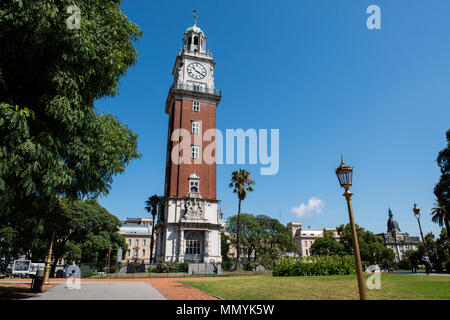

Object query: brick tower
[155,12,223,267]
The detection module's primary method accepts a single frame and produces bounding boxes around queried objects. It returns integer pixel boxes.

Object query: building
[119,218,154,264]
[155,13,222,267]
[377,209,420,262]
[223,221,339,259]
[287,222,340,257]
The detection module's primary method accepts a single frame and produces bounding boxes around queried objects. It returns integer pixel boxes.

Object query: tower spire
[193,9,198,26]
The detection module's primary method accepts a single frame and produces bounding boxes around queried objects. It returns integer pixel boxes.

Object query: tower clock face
[187,63,207,79]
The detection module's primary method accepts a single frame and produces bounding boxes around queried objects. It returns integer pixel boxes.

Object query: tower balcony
[166,82,221,113]
[171,82,221,96]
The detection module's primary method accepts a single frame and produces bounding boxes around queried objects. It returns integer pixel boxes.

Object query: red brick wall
[165,98,217,200]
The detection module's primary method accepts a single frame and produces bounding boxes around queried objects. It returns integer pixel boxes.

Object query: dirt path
[142,278,219,300]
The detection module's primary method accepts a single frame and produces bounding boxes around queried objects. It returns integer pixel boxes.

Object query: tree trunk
[445,218,450,256]
[50,255,59,278]
[150,214,156,264]
[445,218,450,242]
[236,199,241,270]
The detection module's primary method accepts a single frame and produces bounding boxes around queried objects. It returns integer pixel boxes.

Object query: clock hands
[188,63,206,79]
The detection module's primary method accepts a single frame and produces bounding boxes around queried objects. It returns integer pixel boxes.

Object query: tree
[433,129,450,240]
[46,198,127,275]
[336,223,395,269]
[0,226,18,273]
[229,169,255,269]
[145,195,160,264]
[310,230,346,256]
[220,232,232,271]
[226,213,263,260]
[225,213,294,269]
[0,1,142,222]
[431,203,450,242]
[256,215,295,265]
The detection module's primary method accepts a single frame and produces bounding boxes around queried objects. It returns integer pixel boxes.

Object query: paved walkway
[0,278,219,300]
[27,281,167,300]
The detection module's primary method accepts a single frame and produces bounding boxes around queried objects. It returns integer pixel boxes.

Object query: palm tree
[229,169,255,270]
[431,202,450,242]
[145,195,160,264]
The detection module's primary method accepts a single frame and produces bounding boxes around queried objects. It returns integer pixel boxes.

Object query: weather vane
[193,9,198,25]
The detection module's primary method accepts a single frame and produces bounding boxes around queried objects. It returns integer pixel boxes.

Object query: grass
[180,274,450,300]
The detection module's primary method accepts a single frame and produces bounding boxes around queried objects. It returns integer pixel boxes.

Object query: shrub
[242,260,256,271]
[177,262,189,273]
[152,261,188,273]
[222,258,234,271]
[82,270,94,278]
[273,255,356,276]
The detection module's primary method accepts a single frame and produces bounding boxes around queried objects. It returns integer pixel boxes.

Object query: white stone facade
[155,198,222,264]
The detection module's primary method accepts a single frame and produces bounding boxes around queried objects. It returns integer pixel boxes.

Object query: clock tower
[155,11,223,268]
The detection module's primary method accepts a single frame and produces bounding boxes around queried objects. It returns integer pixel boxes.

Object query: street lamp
[413,203,432,272]
[335,156,367,300]
[43,232,55,285]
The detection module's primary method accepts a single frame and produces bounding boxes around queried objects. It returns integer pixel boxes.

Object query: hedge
[273,255,356,276]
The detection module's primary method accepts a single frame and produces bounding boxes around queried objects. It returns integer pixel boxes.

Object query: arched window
[194,36,199,45]
[185,233,201,255]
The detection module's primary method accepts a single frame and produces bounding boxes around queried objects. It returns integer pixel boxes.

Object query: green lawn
[180,274,450,300]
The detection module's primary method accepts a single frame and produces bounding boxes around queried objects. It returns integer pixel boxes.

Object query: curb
[176,280,225,300]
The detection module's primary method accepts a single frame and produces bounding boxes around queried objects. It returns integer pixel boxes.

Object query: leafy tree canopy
[310,230,346,256]
[336,223,395,268]
[433,129,450,238]
[226,213,295,268]
[0,1,142,216]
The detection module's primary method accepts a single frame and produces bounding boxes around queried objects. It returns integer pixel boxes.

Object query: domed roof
[185,10,205,35]
[185,23,204,35]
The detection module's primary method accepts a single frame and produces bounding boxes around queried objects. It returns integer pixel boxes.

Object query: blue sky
[95,0,450,237]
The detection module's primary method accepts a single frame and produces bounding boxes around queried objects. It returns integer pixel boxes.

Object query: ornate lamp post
[43,232,55,285]
[413,203,432,271]
[43,197,61,285]
[335,156,367,300]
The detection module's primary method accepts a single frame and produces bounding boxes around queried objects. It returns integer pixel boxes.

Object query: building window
[189,173,200,194]
[193,100,200,112]
[190,180,199,193]
[191,145,199,159]
[127,250,130,256]
[192,121,200,134]
[143,239,147,246]
[185,233,201,255]
[134,249,138,256]
[135,239,139,246]
[142,249,146,256]
[128,239,131,245]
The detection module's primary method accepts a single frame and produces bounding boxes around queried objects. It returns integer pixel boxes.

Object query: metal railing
[171,82,221,96]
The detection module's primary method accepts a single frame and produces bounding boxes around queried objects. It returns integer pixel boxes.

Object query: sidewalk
[0,277,219,300]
